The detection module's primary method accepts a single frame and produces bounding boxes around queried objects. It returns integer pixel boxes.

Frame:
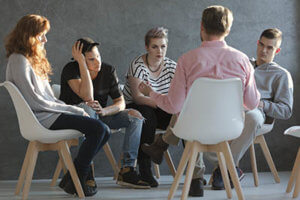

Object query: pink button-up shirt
[150,40,260,114]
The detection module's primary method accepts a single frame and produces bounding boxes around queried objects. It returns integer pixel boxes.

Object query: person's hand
[83,111,90,117]
[258,100,264,109]
[97,107,109,117]
[72,41,86,64]
[139,81,153,96]
[86,100,103,113]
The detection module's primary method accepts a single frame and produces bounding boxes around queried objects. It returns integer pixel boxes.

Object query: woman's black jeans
[50,113,110,175]
[126,103,172,161]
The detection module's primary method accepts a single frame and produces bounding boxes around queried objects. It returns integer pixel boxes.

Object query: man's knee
[128,109,143,120]
[245,109,264,127]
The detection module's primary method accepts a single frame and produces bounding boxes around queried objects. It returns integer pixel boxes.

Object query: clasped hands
[86,100,108,116]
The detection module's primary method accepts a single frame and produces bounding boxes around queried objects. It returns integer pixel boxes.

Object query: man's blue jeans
[78,103,143,167]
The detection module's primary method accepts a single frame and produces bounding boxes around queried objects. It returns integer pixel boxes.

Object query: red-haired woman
[5,14,110,197]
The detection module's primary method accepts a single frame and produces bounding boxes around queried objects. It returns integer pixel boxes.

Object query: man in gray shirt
[212,28,294,189]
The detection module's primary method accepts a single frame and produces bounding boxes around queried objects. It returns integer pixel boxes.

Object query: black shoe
[86,164,97,190]
[59,170,98,197]
[138,159,159,187]
[59,171,70,189]
[211,167,225,190]
[211,166,245,190]
[188,178,204,197]
[116,167,150,189]
[203,178,207,186]
[141,134,169,165]
[59,167,97,190]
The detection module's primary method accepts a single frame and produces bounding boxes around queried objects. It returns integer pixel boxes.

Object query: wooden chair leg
[59,141,84,198]
[51,139,78,186]
[103,143,119,180]
[168,141,192,200]
[50,154,64,186]
[293,165,300,198]
[22,141,39,200]
[154,164,160,179]
[217,152,232,199]
[164,150,177,178]
[152,150,176,179]
[257,135,280,183]
[15,142,34,195]
[181,142,198,200]
[286,148,300,194]
[208,174,213,185]
[221,141,245,200]
[249,142,259,187]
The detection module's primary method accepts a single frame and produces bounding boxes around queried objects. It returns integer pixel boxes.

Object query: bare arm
[68,41,94,102]
[102,96,126,116]
[128,76,157,108]
[87,96,125,116]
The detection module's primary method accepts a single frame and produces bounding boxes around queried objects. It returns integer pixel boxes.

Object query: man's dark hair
[77,37,99,54]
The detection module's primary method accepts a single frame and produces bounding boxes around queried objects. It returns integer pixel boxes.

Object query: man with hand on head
[60,38,150,189]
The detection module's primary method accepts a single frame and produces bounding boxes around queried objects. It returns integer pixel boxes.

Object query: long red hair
[5,14,52,80]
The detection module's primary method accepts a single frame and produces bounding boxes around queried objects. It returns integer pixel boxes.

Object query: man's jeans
[78,103,143,167]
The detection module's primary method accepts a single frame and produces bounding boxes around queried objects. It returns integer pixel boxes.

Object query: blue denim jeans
[78,103,143,167]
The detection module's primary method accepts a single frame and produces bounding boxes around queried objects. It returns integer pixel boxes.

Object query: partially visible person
[122,27,177,187]
[209,28,294,190]
[60,37,149,189]
[5,14,110,197]
[139,5,260,197]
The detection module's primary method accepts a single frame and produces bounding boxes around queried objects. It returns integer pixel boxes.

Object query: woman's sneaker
[117,167,150,189]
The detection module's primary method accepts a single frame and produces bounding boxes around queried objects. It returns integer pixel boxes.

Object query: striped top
[123,55,177,104]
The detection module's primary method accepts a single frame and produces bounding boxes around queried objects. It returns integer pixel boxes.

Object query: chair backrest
[284,126,300,138]
[173,78,244,144]
[0,81,48,141]
[1,81,82,143]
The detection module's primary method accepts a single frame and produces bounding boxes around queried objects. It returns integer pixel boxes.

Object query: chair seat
[284,126,300,138]
[33,129,83,144]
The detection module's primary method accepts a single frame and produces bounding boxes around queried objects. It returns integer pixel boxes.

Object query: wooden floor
[0,172,296,200]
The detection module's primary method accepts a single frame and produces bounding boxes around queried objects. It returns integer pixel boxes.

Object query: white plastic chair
[249,121,280,186]
[0,81,85,199]
[284,126,300,198]
[168,78,245,200]
[50,84,119,183]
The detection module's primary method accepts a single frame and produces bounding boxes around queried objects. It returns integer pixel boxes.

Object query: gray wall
[0,0,299,180]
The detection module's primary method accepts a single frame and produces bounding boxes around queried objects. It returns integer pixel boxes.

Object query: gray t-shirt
[6,53,85,128]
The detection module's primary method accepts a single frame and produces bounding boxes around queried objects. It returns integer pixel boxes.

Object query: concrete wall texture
[0,0,299,180]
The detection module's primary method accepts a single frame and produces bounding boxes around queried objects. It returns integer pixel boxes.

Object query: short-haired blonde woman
[123,27,177,187]
[5,14,110,197]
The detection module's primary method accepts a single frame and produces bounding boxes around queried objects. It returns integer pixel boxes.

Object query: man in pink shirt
[139,5,260,197]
